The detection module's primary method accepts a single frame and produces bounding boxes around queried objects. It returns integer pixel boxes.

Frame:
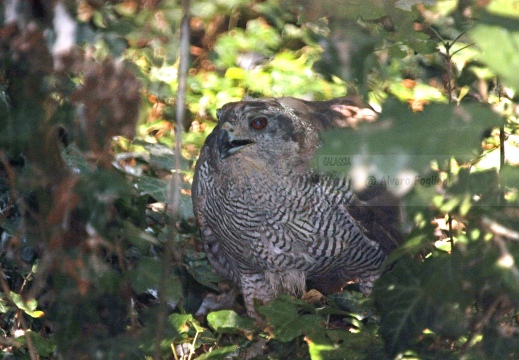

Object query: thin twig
[482,217,519,241]
[437,31,460,250]
[459,295,505,355]
[450,43,475,57]
[171,343,179,360]
[0,336,23,348]
[497,85,506,171]
[19,316,39,360]
[448,213,454,252]
[493,236,519,282]
[450,30,467,47]
[500,126,506,171]
[188,329,200,360]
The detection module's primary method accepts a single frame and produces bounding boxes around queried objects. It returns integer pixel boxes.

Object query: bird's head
[211,98,321,172]
[203,96,376,175]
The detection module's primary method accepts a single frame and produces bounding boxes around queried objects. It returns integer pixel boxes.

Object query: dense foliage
[1,0,518,359]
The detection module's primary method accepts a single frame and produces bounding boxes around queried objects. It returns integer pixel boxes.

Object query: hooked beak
[217,129,254,159]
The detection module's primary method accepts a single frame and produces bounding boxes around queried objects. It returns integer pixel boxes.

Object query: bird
[191,96,401,317]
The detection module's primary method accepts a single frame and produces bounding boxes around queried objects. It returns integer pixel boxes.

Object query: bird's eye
[250,117,268,130]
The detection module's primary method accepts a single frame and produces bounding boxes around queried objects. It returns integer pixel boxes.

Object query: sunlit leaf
[0,297,8,313]
[485,0,519,19]
[10,292,44,318]
[207,310,255,334]
[318,100,503,179]
[308,331,383,360]
[469,23,519,90]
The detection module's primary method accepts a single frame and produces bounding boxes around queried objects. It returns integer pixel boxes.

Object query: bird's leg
[358,272,380,296]
[240,273,276,319]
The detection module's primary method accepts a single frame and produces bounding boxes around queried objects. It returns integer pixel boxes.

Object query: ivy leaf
[143,143,175,170]
[123,221,160,250]
[258,299,325,342]
[62,144,94,175]
[309,330,383,360]
[196,345,239,360]
[128,257,162,293]
[129,257,182,302]
[169,313,197,334]
[135,175,167,202]
[134,175,194,219]
[373,258,432,356]
[207,310,255,335]
[185,252,223,291]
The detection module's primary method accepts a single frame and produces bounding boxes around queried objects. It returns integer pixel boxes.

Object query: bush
[0,0,518,358]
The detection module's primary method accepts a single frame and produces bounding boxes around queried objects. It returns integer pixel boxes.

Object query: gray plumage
[192,97,400,317]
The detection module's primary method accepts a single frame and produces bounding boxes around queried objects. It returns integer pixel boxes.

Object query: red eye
[250,117,268,130]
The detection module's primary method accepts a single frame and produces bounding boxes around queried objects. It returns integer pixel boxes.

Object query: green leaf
[123,221,160,250]
[9,292,44,318]
[318,100,503,178]
[168,313,195,334]
[185,252,223,291]
[136,175,168,202]
[326,291,373,320]
[129,258,181,302]
[195,345,239,360]
[128,257,162,293]
[258,299,325,342]
[375,252,475,355]
[373,258,432,356]
[207,310,255,334]
[143,143,175,170]
[500,165,519,189]
[0,296,9,313]
[62,144,94,175]
[309,330,383,360]
[16,331,56,357]
[134,175,194,219]
[469,23,519,90]
[328,0,386,20]
[485,0,519,19]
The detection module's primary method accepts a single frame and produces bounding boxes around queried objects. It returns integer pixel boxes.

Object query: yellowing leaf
[225,67,246,80]
[9,292,45,318]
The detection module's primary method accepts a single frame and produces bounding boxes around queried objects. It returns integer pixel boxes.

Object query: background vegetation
[1,0,519,359]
